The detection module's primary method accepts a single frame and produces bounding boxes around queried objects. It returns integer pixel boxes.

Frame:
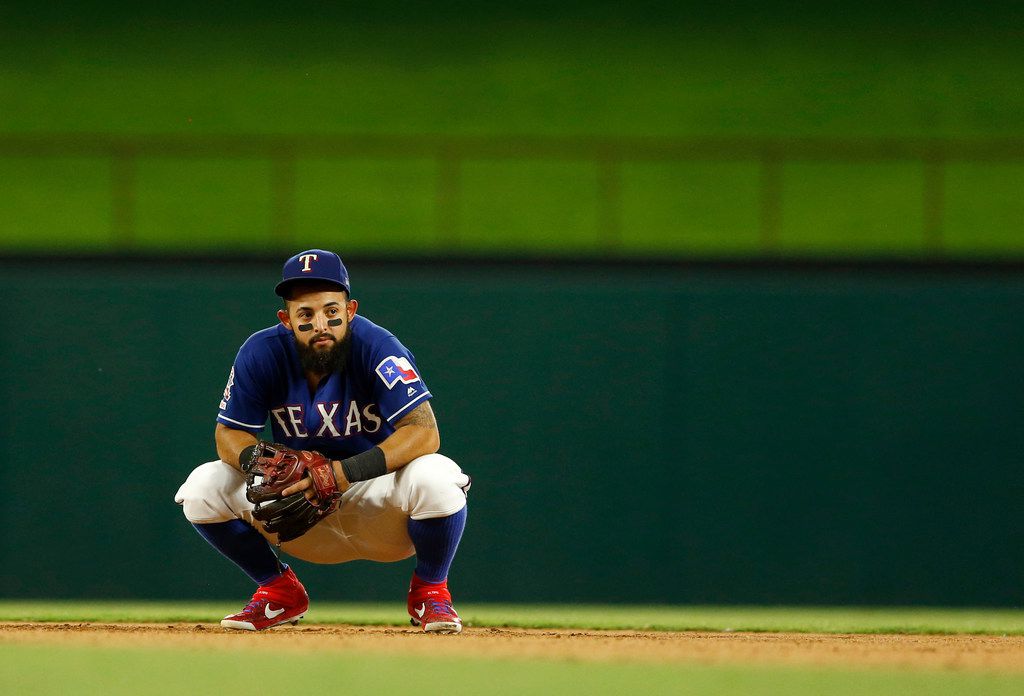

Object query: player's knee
[396,453,470,520]
[174,460,246,523]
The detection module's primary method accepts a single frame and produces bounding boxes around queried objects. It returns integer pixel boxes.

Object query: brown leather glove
[243,442,341,542]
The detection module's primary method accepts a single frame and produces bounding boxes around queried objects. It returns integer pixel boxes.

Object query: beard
[295,328,352,375]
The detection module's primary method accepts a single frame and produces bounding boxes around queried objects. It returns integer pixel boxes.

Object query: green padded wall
[1,259,1022,604]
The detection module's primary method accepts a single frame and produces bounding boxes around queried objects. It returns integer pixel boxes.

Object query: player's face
[277,289,358,351]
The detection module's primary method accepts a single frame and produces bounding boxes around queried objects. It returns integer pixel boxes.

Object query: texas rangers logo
[299,253,318,271]
[375,356,420,389]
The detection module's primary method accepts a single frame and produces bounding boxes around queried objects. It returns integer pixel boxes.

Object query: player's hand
[244,443,342,541]
[281,476,313,499]
[244,443,339,504]
[282,460,347,498]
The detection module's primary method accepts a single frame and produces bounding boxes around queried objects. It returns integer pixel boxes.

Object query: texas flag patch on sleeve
[375,356,421,389]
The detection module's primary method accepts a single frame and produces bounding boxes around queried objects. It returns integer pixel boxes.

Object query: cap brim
[275,277,349,298]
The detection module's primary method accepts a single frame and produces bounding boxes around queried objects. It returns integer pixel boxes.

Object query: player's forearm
[327,423,438,491]
[376,402,440,471]
[215,424,260,471]
[378,423,441,471]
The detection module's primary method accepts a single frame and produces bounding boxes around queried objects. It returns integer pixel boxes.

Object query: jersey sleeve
[370,336,433,424]
[216,343,270,434]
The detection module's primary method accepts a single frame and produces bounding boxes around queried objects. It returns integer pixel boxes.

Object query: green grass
[4,645,1024,696]
[3,601,1024,635]
[3,602,1024,694]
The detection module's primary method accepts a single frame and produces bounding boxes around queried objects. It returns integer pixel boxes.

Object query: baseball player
[175,249,470,633]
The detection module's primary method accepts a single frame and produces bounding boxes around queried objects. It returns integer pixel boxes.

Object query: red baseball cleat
[220,566,309,631]
[407,573,462,634]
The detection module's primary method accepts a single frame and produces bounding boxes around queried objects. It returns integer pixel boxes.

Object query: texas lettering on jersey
[269,400,383,438]
[216,315,432,459]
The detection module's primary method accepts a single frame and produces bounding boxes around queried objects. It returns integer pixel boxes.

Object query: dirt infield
[2,622,1023,672]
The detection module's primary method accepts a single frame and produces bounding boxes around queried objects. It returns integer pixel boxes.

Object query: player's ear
[277,308,292,329]
[347,299,358,319]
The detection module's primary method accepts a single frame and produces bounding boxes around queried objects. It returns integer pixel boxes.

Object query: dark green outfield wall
[2,259,1022,605]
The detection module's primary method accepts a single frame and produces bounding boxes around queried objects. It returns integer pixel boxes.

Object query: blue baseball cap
[274,249,351,298]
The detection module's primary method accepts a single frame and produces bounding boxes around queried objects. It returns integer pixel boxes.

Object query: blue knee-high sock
[407,505,467,583]
[192,520,284,586]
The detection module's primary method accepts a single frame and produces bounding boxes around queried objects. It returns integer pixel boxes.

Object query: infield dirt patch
[2,623,1023,673]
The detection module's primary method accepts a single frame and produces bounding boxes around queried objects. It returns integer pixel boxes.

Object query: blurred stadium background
[1,1,1022,608]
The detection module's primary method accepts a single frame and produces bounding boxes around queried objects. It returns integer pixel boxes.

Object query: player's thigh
[277,474,414,564]
[281,453,471,564]
[327,455,470,559]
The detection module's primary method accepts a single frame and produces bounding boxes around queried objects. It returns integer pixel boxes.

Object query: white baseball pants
[175,453,469,564]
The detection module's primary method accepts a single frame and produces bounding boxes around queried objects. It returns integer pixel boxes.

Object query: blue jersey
[216,315,432,459]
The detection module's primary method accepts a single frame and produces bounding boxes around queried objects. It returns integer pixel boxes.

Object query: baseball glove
[243,442,341,542]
